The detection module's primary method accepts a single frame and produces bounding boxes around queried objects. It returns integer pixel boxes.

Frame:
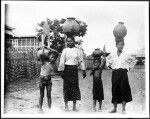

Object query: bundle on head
[115,38,125,46]
[115,37,125,45]
[115,37,124,43]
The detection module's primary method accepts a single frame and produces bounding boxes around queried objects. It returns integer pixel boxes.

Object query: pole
[103,44,106,58]
[41,34,45,47]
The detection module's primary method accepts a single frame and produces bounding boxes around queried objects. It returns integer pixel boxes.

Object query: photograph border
[1,0,149,118]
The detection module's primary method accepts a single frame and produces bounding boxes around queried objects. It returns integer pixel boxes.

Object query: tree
[36,18,88,53]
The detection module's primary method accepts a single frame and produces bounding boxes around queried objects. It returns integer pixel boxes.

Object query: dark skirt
[92,69,104,101]
[111,68,132,104]
[62,65,81,102]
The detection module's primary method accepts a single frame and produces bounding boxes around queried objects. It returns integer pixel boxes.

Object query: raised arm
[58,49,66,71]
[125,54,137,71]
[78,48,86,78]
[106,54,113,69]
[99,56,106,69]
[78,48,86,70]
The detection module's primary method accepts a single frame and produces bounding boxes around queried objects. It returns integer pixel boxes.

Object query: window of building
[22,39,26,46]
[27,39,30,46]
[15,39,17,46]
[35,39,39,46]
[18,39,21,46]
[31,38,34,46]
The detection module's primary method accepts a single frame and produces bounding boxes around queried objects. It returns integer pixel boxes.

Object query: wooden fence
[5,49,41,84]
[4,49,95,83]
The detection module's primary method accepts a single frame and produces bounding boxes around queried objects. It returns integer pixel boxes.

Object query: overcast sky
[4,1,148,55]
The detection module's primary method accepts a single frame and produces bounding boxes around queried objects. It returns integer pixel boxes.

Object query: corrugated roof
[19,35,37,38]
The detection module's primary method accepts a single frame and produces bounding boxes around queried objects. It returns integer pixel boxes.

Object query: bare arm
[58,49,66,71]
[99,57,106,69]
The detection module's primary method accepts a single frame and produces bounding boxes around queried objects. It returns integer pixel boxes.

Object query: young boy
[90,56,105,112]
[38,47,59,113]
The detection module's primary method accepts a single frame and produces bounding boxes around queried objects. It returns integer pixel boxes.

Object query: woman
[58,37,86,111]
[105,40,136,114]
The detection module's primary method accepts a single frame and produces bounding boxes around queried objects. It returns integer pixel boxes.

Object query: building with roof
[5,25,39,51]
[131,48,145,65]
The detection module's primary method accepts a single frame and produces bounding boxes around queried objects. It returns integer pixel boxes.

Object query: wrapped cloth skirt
[62,65,81,102]
[92,69,104,101]
[111,68,132,104]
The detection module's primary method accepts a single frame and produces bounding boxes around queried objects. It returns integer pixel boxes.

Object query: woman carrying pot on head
[105,40,136,114]
[58,37,86,111]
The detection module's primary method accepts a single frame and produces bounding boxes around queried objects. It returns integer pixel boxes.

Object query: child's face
[94,59,100,67]
[49,53,57,62]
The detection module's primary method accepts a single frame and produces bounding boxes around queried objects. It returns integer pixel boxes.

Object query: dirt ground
[4,67,146,116]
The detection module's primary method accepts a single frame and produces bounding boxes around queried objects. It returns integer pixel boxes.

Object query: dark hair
[93,57,101,61]
[66,36,75,48]
[67,36,75,43]
[40,55,49,65]
[50,51,59,59]
[116,41,125,46]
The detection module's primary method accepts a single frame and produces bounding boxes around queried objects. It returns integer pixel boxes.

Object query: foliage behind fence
[5,48,143,83]
[4,48,94,83]
[5,48,41,83]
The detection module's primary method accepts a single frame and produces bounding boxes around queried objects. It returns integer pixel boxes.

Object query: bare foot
[93,107,96,112]
[73,108,79,112]
[47,109,52,113]
[109,109,117,113]
[38,108,44,114]
[122,110,126,114]
[73,106,78,112]
[65,107,69,112]
[98,108,102,112]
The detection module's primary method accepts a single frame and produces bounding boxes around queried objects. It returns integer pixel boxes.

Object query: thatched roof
[5,25,18,37]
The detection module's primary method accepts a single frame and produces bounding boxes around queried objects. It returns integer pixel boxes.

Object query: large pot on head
[37,47,50,61]
[113,22,127,39]
[62,17,80,36]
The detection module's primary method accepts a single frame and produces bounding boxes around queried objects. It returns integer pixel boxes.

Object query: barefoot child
[37,47,59,113]
[90,52,105,111]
